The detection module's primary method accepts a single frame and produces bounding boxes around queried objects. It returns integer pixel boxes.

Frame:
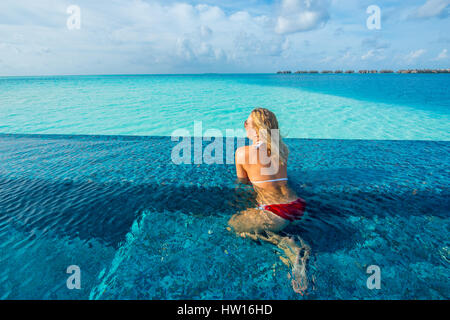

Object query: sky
[0,0,449,75]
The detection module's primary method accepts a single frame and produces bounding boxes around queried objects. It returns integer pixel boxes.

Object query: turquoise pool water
[0,74,449,140]
[0,134,448,299]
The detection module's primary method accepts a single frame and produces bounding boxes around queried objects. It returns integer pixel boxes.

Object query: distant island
[277,69,450,74]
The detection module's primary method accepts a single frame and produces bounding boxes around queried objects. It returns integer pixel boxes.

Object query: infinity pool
[0,134,448,299]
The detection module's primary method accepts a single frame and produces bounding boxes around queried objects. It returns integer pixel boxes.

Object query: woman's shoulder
[235,146,250,164]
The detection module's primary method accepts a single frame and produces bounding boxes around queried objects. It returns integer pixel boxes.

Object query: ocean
[1,74,449,140]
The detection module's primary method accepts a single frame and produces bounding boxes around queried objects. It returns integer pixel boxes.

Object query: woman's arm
[233,147,257,209]
[235,146,251,185]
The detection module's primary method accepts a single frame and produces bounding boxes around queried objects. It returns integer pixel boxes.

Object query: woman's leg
[228,210,310,294]
[255,231,310,294]
[228,208,288,234]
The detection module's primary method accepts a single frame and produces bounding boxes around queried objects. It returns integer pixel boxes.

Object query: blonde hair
[250,108,289,165]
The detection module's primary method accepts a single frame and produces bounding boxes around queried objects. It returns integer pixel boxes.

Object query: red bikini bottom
[261,198,306,222]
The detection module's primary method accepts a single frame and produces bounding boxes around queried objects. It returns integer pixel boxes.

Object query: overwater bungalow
[281,68,449,75]
[277,71,292,74]
[396,69,450,74]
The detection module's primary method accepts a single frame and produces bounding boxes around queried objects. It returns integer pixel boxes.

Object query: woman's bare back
[236,145,298,205]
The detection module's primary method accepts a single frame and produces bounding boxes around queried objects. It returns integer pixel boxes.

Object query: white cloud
[200,25,213,38]
[361,49,386,61]
[341,50,352,61]
[435,48,448,60]
[413,0,449,19]
[0,0,448,75]
[275,0,330,34]
[405,49,426,62]
[0,1,291,74]
[320,56,333,63]
[361,50,375,60]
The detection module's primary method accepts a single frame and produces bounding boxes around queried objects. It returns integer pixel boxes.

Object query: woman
[228,108,310,294]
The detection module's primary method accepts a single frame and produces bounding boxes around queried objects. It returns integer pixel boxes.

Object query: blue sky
[0,0,449,75]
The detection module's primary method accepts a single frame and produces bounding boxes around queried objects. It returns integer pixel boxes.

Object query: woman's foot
[290,247,308,294]
[282,236,310,295]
